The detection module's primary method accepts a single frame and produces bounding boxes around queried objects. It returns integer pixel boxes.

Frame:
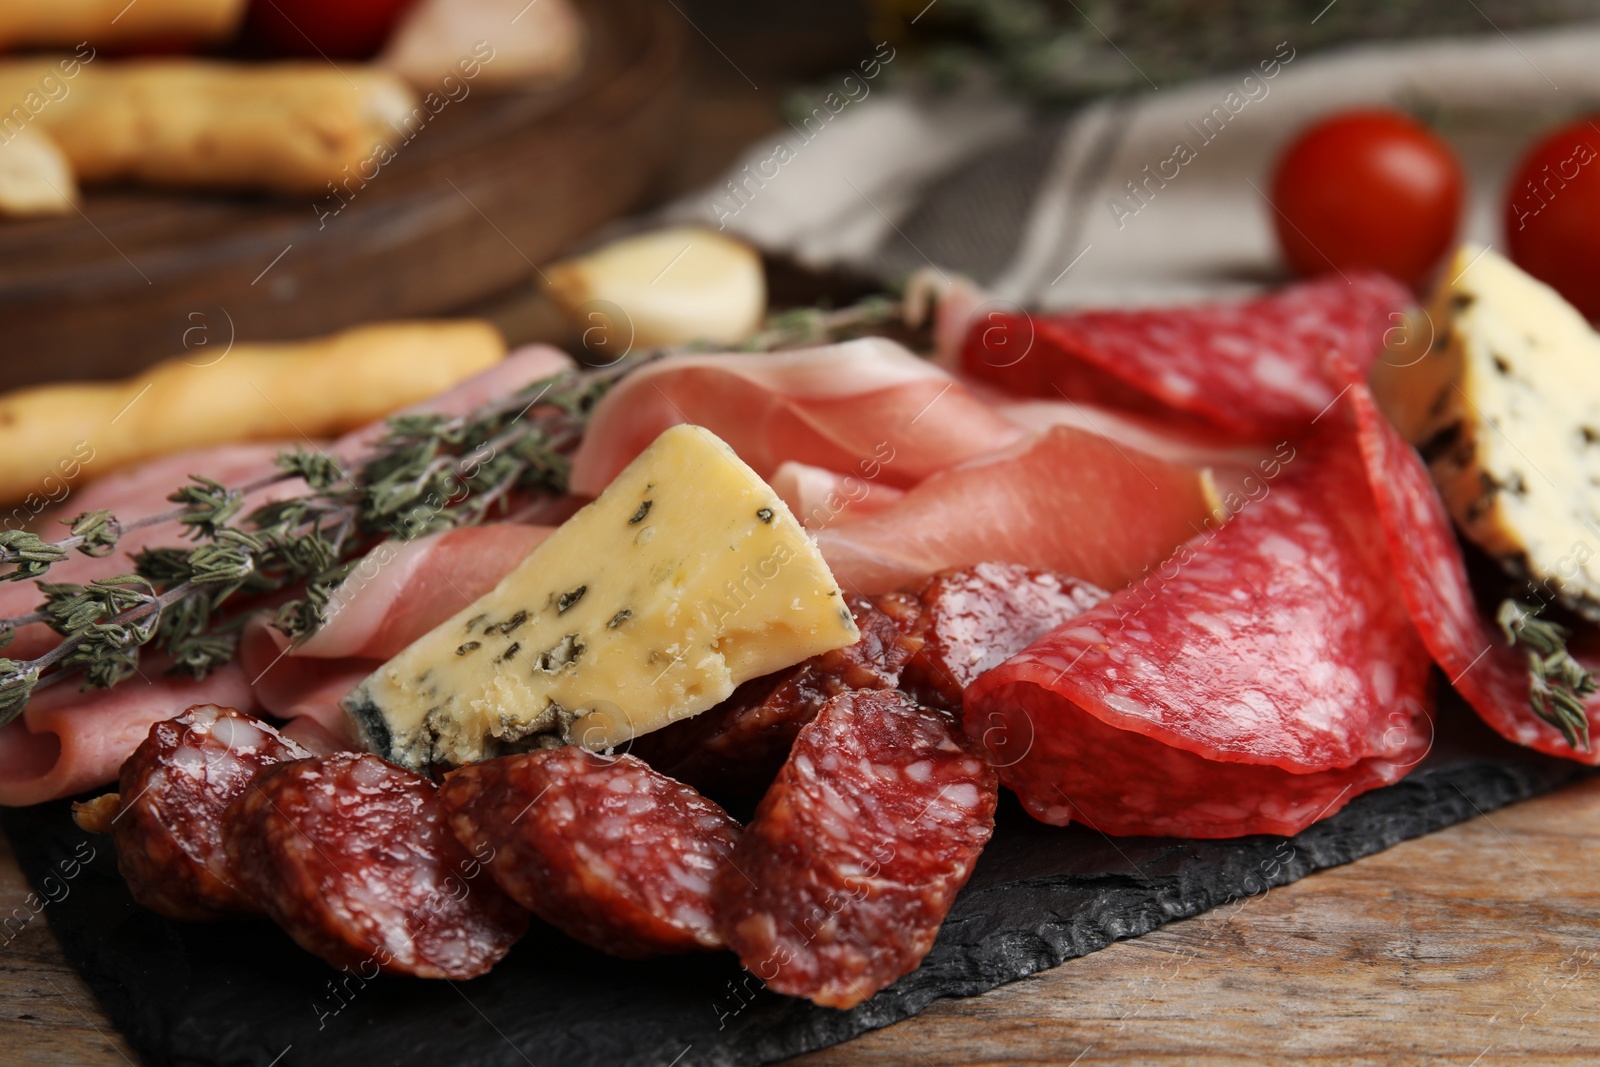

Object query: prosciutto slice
[964,421,1434,838]
[568,338,1025,497]
[770,461,906,530]
[963,272,1411,439]
[0,352,572,806]
[1346,383,1600,763]
[6,347,574,662]
[0,664,260,808]
[4,443,306,661]
[816,424,1214,596]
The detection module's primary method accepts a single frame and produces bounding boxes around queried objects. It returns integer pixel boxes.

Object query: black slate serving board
[4,696,1591,1067]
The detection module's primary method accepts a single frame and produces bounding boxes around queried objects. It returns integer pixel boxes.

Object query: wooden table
[5,777,1599,1065]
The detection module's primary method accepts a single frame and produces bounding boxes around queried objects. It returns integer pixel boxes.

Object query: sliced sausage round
[716,689,998,1009]
[633,593,925,799]
[905,561,1108,710]
[440,749,741,959]
[224,752,527,978]
[114,704,309,920]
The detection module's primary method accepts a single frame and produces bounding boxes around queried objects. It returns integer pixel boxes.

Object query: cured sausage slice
[113,704,308,920]
[717,690,997,1009]
[440,750,741,959]
[225,753,526,979]
[965,422,1435,837]
[963,272,1410,438]
[632,594,924,799]
[903,561,1108,710]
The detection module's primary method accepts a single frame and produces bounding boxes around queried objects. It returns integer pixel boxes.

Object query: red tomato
[245,0,418,59]
[1505,118,1600,319]
[1269,109,1464,291]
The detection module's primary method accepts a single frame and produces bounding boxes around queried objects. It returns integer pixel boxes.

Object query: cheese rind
[1371,244,1600,618]
[344,424,859,770]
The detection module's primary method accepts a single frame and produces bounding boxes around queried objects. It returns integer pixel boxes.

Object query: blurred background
[3,0,1600,381]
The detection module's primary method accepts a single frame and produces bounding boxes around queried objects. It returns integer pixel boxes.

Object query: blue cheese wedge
[344,424,860,770]
[1371,244,1600,619]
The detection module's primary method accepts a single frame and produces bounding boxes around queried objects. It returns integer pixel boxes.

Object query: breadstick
[0,0,246,50]
[0,125,76,216]
[0,320,506,504]
[0,58,416,194]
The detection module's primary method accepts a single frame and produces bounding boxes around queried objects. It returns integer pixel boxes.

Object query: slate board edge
[703,756,1590,1067]
[8,754,1588,1067]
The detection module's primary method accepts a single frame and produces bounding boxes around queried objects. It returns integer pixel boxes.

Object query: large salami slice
[716,690,997,1009]
[963,272,1411,439]
[225,753,527,979]
[439,750,741,959]
[1347,382,1600,762]
[964,422,1434,838]
[111,705,309,920]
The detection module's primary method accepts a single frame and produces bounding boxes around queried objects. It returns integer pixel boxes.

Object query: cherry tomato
[1505,118,1600,319]
[1270,109,1464,291]
[245,0,418,59]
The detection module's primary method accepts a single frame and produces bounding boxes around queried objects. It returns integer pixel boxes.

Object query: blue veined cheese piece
[343,424,860,770]
[1373,244,1600,620]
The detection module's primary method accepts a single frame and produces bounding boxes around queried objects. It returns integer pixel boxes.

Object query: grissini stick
[0,58,416,195]
[0,320,505,505]
[0,0,247,50]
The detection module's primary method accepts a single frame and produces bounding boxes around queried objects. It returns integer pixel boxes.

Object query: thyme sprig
[0,362,623,727]
[0,293,927,728]
[1497,599,1598,751]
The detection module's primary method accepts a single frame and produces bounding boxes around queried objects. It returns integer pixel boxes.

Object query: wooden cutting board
[0,0,685,388]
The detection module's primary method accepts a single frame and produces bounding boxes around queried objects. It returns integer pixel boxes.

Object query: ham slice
[1346,382,1600,763]
[568,338,1025,497]
[241,524,552,738]
[964,420,1434,838]
[0,664,260,808]
[963,273,1411,439]
[770,461,906,530]
[816,424,1214,595]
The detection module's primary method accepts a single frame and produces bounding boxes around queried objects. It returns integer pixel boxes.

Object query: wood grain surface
[0,0,684,385]
[3,777,1598,1066]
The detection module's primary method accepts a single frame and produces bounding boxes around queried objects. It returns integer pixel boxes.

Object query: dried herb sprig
[0,361,626,727]
[1497,599,1598,751]
[0,293,923,729]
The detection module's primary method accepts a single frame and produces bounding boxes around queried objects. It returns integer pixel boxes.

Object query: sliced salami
[717,690,997,1009]
[965,422,1434,837]
[225,753,527,979]
[1347,382,1600,762]
[963,272,1411,439]
[113,704,309,920]
[903,561,1108,710]
[439,750,741,959]
[632,594,925,799]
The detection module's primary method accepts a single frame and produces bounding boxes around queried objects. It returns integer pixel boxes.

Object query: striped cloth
[665,23,1600,308]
